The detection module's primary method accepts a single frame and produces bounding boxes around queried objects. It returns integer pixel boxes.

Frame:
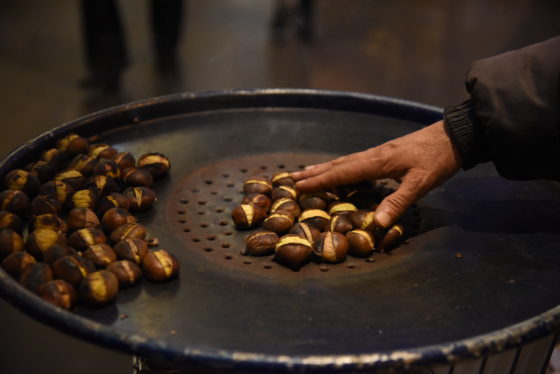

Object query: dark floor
[0,1,559,373]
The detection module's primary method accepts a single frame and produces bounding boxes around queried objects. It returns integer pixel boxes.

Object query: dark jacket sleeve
[444,36,560,180]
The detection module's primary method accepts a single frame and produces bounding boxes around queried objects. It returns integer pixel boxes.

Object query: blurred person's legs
[151,0,183,71]
[80,0,128,92]
[271,0,314,42]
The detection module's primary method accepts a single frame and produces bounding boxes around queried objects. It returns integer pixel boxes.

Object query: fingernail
[374,210,391,229]
[290,171,302,180]
[305,164,318,170]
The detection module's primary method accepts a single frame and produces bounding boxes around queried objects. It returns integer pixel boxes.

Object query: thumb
[374,177,421,228]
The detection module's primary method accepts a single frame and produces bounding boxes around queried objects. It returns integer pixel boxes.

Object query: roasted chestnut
[0,228,24,261]
[137,153,171,179]
[52,255,95,287]
[243,176,272,196]
[83,243,117,268]
[271,172,295,187]
[378,224,404,252]
[85,175,120,195]
[25,229,67,259]
[69,189,98,210]
[66,207,100,231]
[313,232,348,263]
[231,204,267,230]
[241,193,272,212]
[122,167,153,187]
[113,238,148,265]
[25,160,55,183]
[124,186,157,212]
[54,169,86,190]
[110,223,147,243]
[40,148,67,169]
[79,270,119,306]
[39,180,73,204]
[69,154,98,176]
[289,222,321,244]
[270,198,301,218]
[1,251,36,278]
[0,210,24,233]
[57,133,89,156]
[106,260,143,288]
[262,211,294,235]
[97,192,131,215]
[30,195,63,216]
[3,169,40,196]
[350,210,377,232]
[0,190,29,216]
[93,158,120,179]
[298,209,330,231]
[142,249,180,282]
[298,194,327,211]
[245,231,279,256]
[112,152,136,172]
[274,234,312,271]
[38,279,77,310]
[67,227,107,251]
[346,230,375,257]
[89,144,118,160]
[328,214,354,234]
[101,207,136,233]
[271,186,298,201]
[328,202,358,216]
[20,262,53,293]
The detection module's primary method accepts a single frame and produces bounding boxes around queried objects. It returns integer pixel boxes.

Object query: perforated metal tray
[1,89,559,373]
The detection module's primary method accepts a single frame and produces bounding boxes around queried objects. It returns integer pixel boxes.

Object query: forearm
[444,36,560,180]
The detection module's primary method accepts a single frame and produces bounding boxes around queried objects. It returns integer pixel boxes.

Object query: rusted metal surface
[165,152,420,278]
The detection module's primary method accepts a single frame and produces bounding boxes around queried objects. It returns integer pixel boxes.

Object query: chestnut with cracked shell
[274,234,313,271]
[231,204,267,230]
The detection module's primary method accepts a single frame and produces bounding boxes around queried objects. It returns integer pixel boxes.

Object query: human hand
[291,120,462,228]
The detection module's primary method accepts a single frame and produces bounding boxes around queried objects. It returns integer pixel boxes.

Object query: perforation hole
[178,219,186,224]
[197,211,205,215]
[204,247,213,252]
[204,180,213,185]
[277,164,285,169]
[224,231,233,236]
[219,221,228,226]
[200,223,209,228]
[177,210,185,215]
[206,235,216,241]
[215,207,224,213]
[260,166,267,170]
[224,197,233,202]
[239,168,248,173]
[263,264,272,269]
[192,238,201,243]
[225,254,233,260]
[183,228,191,233]
[180,199,189,204]
[226,183,235,188]
[221,243,230,248]
[243,260,252,265]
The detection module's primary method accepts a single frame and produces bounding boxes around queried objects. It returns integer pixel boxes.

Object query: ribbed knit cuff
[444,100,491,170]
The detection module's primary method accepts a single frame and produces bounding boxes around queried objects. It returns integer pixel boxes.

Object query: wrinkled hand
[291,120,462,228]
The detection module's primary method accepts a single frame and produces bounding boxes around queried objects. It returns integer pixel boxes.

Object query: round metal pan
[1,89,559,373]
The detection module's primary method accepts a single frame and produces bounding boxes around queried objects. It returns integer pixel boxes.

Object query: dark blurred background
[0,0,558,373]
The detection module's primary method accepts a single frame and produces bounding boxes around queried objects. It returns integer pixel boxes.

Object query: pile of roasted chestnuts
[232,172,405,271]
[0,133,179,310]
